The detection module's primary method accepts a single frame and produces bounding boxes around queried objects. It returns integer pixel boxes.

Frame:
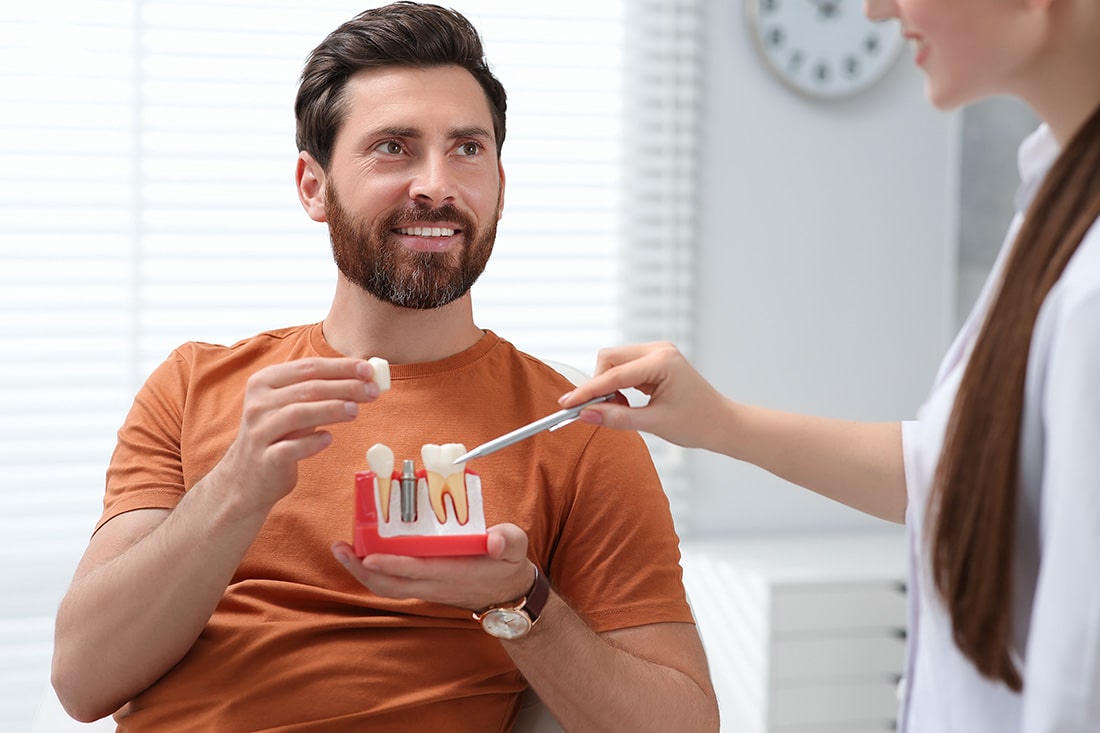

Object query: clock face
[747,0,904,100]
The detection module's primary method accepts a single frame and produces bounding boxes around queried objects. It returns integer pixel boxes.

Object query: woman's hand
[558,342,732,452]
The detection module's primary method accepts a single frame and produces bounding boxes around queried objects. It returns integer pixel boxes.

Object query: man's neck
[322,279,484,364]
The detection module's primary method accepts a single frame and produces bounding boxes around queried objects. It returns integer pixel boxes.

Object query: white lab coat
[900,124,1100,732]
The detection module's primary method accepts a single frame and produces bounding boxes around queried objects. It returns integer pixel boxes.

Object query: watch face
[747,0,904,100]
[481,609,533,640]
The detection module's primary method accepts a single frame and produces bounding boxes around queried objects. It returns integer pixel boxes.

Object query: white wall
[689,0,960,535]
[958,97,1039,322]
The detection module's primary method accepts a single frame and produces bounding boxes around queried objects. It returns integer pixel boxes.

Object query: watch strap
[473,565,551,624]
[523,566,550,623]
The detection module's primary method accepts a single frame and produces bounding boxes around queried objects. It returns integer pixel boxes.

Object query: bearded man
[51,4,718,731]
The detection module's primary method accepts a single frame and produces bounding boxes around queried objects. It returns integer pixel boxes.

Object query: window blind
[622,0,702,524]
[0,1,698,727]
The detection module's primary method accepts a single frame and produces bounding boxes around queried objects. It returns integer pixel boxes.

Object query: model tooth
[366,443,395,522]
[367,356,391,392]
[367,443,394,477]
[442,443,466,474]
[421,443,443,472]
[421,443,469,525]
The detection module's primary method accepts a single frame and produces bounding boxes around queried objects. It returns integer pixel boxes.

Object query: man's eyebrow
[362,125,493,143]
[373,126,420,139]
[449,125,493,141]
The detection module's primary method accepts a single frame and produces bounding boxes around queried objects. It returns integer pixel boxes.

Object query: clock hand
[806,0,841,19]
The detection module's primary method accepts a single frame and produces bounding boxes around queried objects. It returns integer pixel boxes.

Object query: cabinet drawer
[770,680,900,727]
[771,634,905,682]
[771,583,906,633]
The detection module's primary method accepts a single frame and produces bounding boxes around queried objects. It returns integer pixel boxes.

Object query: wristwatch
[473,566,551,640]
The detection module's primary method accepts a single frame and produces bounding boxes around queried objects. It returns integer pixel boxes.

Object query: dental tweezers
[451,393,618,464]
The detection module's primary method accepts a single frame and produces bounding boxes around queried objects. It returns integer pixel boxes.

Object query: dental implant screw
[400,459,417,522]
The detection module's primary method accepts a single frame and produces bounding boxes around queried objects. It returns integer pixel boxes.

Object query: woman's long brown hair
[930,100,1100,692]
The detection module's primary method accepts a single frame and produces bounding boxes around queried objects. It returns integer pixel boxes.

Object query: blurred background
[0,1,1037,729]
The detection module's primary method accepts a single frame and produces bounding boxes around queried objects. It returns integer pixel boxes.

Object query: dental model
[353,442,488,557]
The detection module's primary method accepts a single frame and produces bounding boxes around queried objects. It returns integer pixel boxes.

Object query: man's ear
[496,161,506,221]
[296,151,327,223]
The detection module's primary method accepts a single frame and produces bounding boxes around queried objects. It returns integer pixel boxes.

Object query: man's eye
[375,141,403,154]
[458,142,482,156]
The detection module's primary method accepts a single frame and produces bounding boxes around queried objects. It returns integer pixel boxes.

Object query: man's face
[322,65,505,309]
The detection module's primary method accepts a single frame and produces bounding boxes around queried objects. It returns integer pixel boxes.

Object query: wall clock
[746,0,904,100]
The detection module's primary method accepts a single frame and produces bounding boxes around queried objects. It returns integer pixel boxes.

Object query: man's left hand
[331,523,535,611]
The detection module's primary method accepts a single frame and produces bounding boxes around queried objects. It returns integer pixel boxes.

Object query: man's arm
[52,496,268,722]
[333,525,719,732]
[506,604,716,732]
[52,357,381,722]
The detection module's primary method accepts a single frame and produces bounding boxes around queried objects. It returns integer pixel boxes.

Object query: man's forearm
[52,474,271,722]
[503,594,719,732]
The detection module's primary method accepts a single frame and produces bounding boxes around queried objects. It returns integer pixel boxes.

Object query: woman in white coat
[560,0,1100,730]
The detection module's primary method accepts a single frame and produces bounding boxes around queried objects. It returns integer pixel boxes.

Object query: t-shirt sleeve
[546,426,694,633]
[96,348,192,532]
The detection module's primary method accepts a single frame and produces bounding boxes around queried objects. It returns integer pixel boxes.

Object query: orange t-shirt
[99,325,693,732]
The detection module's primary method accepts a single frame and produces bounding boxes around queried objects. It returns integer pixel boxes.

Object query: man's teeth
[367,443,395,522]
[421,443,469,525]
[396,226,456,237]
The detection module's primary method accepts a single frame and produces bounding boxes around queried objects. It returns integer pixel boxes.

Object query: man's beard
[325,185,497,310]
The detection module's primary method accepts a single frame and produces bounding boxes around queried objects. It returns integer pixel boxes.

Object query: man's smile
[393,224,462,252]
[396,226,457,237]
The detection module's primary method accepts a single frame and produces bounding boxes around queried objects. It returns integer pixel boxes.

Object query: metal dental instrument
[400,459,417,522]
[451,393,619,464]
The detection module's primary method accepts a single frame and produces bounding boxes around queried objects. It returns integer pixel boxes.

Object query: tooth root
[367,444,394,522]
[380,479,393,523]
[441,444,468,524]
[426,471,449,523]
[444,473,469,525]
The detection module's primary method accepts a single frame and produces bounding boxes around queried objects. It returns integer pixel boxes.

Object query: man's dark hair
[295,1,507,170]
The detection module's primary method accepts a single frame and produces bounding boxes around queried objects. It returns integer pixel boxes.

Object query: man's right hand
[52,356,386,722]
[214,357,385,514]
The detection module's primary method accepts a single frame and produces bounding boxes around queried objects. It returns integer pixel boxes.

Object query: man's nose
[863,0,897,22]
[408,152,455,204]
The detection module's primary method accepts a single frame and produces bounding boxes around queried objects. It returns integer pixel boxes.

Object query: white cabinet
[681,532,907,732]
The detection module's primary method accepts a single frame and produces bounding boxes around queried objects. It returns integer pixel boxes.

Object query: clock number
[787,50,804,72]
[864,33,881,55]
[843,55,861,78]
[761,0,779,12]
[766,25,784,48]
[813,61,830,85]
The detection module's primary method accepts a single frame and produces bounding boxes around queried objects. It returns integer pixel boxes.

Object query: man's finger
[485,523,529,563]
[260,357,374,390]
